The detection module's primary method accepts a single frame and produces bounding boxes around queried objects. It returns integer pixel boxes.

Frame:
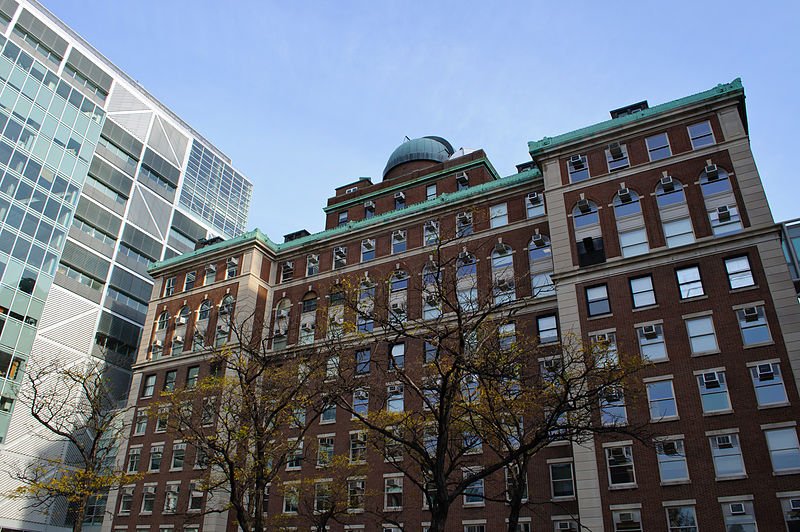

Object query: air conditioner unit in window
[791,499,800,511]
[532,234,546,248]
[390,301,407,312]
[609,447,626,460]
[729,503,746,515]
[307,256,319,266]
[661,441,678,455]
[301,322,315,332]
[703,372,721,388]
[219,305,231,316]
[619,512,635,523]
[743,306,760,322]
[364,200,375,209]
[228,257,239,265]
[660,175,675,191]
[527,192,542,206]
[153,339,163,348]
[608,142,624,160]
[603,388,622,402]
[424,220,438,232]
[334,248,347,259]
[716,435,733,448]
[577,199,591,213]
[387,384,402,394]
[205,264,216,272]
[394,191,405,200]
[705,164,719,180]
[456,172,469,185]
[217,324,229,333]
[174,335,183,343]
[361,240,374,251]
[642,325,658,339]
[757,363,775,381]
[618,187,632,203]
[424,294,438,306]
[568,154,584,169]
[276,308,290,319]
[557,523,576,532]
[392,232,405,243]
[176,316,187,325]
[495,278,513,292]
[717,205,732,222]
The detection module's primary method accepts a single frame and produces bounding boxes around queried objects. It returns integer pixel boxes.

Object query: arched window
[529,234,554,298]
[274,298,291,350]
[655,176,695,248]
[357,280,375,332]
[177,306,190,326]
[572,199,604,266]
[700,165,742,235]
[422,262,441,320]
[613,187,649,257]
[198,300,212,321]
[456,251,478,311]
[220,295,235,317]
[299,292,317,345]
[389,270,409,322]
[157,311,170,331]
[216,296,234,347]
[491,243,515,304]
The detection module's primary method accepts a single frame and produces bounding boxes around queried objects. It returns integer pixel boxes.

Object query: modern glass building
[0,1,252,530]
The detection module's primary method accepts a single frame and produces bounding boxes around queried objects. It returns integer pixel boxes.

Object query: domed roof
[383,136,455,178]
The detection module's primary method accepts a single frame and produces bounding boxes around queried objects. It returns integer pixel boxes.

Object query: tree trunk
[506,497,522,532]
[428,500,450,532]
[71,495,87,532]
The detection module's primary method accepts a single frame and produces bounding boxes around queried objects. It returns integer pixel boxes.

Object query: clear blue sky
[43,0,800,239]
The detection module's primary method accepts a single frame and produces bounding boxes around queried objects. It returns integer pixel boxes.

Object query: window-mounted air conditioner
[743,306,759,322]
[705,164,719,180]
[364,200,375,209]
[532,234,546,248]
[729,503,746,515]
[608,142,624,160]
[618,187,632,203]
[174,335,184,344]
[661,441,678,455]
[717,205,732,222]
[361,240,374,251]
[392,231,406,243]
[716,435,733,448]
[276,308,290,319]
[424,221,438,232]
[390,301,407,312]
[495,278,513,291]
[568,154,584,170]
[456,172,469,185]
[618,512,635,523]
[153,339,163,348]
[334,247,347,259]
[577,199,591,213]
[301,322,315,332]
[176,316,187,325]
[394,191,405,200]
[228,257,239,265]
[642,325,658,339]
[703,372,721,389]
[609,447,626,459]
[757,363,775,381]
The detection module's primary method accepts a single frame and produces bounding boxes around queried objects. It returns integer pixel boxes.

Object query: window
[586,285,610,316]
[394,192,406,210]
[637,324,667,362]
[188,482,203,511]
[424,220,440,246]
[164,276,175,296]
[280,260,294,282]
[526,191,545,218]
[456,171,469,190]
[348,478,366,511]
[456,211,473,237]
[529,234,555,297]
[666,506,698,532]
[737,305,771,345]
[352,388,369,416]
[722,501,757,531]
[317,436,334,466]
[384,476,403,510]
[612,510,642,532]
[163,370,177,392]
[141,485,156,513]
[387,384,404,413]
[676,266,703,299]
[127,447,141,473]
[355,349,370,375]
[710,433,745,478]
[357,281,374,332]
[685,316,718,354]
[606,142,630,171]
[350,431,367,463]
[646,132,672,161]
[198,300,212,321]
[184,271,196,291]
[456,252,478,311]
[426,183,437,200]
[688,120,715,149]
[656,439,689,483]
[463,471,484,506]
[701,166,742,235]
[338,211,349,226]
[118,486,133,514]
[283,484,299,513]
[325,355,339,380]
[614,189,649,257]
[663,218,695,248]
[567,154,590,182]
[142,375,156,397]
[226,257,238,278]
[765,427,800,472]
[550,463,574,498]
[537,315,558,344]
[134,410,147,435]
[750,362,788,406]
[647,379,678,420]
[600,387,627,426]
[157,311,170,331]
[491,243,515,304]
[306,254,319,276]
[203,265,216,285]
[155,408,169,432]
[171,443,186,470]
[605,445,636,486]
[490,203,508,228]
[725,256,755,289]
[464,526,485,532]
[286,440,302,470]
[697,370,731,413]
[148,445,163,471]
[630,276,655,308]
[320,402,336,423]
[358,239,375,262]
[333,246,347,269]
[590,332,618,367]
[164,484,179,513]
[364,201,375,219]
[389,343,405,369]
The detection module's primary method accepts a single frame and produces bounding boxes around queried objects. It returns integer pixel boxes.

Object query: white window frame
[655,438,689,483]
[749,361,789,407]
[630,275,655,308]
[725,255,755,289]
[685,315,719,355]
[646,132,672,161]
[709,432,746,478]
[489,203,508,228]
[765,426,800,473]
[688,120,715,149]
[646,379,678,421]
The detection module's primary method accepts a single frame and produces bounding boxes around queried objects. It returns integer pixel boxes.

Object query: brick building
[104,79,800,532]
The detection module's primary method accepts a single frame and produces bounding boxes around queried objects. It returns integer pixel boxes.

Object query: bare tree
[8,359,137,532]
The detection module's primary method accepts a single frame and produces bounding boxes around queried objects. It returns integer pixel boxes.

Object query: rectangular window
[183,271,195,291]
[656,439,689,483]
[389,343,405,369]
[554,522,578,532]
[424,341,438,363]
[526,191,545,218]
[186,366,199,388]
[127,447,141,473]
[155,408,169,432]
[456,211,473,237]
[685,315,718,354]
[338,211,348,226]
[163,370,177,392]
[606,142,630,171]
[283,485,299,513]
[619,227,649,257]
[357,239,375,263]
[464,526,485,532]
[426,183,437,200]
[765,427,800,473]
[725,256,755,289]
[391,230,407,254]
[317,436,334,466]
[688,120,715,149]
[424,220,440,246]
[750,362,789,406]
[171,443,186,470]
[537,315,558,344]
[737,305,771,345]
[384,476,403,510]
[646,132,672,161]
[281,261,294,282]
[306,254,319,276]
[697,370,731,413]
[605,445,636,486]
[676,266,703,298]
[141,485,156,513]
[348,478,366,510]
[647,379,678,420]
[395,193,406,210]
[364,201,375,219]
[355,349,370,375]
[333,246,347,269]
[550,463,574,498]
[666,506,698,532]
[164,276,175,296]
[188,482,203,511]
[320,402,336,423]
[490,203,508,228]
[613,510,642,532]
[163,484,179,513]
[463,471,485,506]
[600,387,627,426]
[203,264,216,285]
[567,154,590,183]
[387,384,404,413]
[637,324,667,362]
[352,388,369,417]
[722,501,757,531]
[118,487,133,514]
[148,445,163,471]
[456,172,469,190]
[350,431,367,463]
[226,258,238,278]
[586,285,610,316]
[142,375,156,397]
[286,440,303,470]
[630,276,655,308]
[134,410,147,434]
[710,433,746,478]
[663,218,696,248]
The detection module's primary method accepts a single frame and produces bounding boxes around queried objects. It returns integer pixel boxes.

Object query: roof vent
[283,230,311,243]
